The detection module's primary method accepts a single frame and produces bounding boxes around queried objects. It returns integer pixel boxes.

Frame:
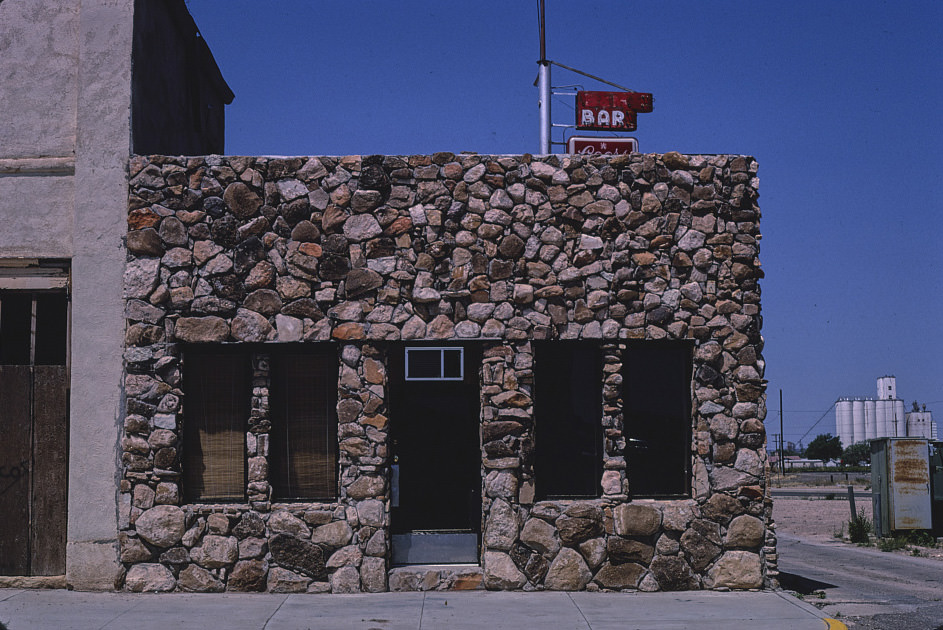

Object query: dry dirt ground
[773,496,943,560]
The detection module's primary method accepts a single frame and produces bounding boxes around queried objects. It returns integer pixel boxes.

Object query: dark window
[534,342,603,499]
[0,292,32,365]
[270,347,338,500]
[622,341,693,497]
[33,293,68,366]
[1,291,69,366]
[182,349,250,502]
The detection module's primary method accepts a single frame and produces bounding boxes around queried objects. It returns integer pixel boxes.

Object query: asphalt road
[778,532,943,629]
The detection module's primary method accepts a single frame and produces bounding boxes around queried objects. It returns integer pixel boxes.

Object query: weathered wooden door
[0,290,69,576]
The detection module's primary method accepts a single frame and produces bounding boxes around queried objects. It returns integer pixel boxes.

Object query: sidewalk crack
[567,592,593,629]
[262,594,289,629]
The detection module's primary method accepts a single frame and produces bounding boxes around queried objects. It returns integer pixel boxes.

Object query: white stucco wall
[66,0,134,590]
[0,0,132,589]
[0,1,79,159]
[0,175,75,257]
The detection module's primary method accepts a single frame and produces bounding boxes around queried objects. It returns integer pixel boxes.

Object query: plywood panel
[0,366,32,575]
[30,365,68,575]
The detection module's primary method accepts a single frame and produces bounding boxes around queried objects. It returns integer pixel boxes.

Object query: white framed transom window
[404,347,464,381]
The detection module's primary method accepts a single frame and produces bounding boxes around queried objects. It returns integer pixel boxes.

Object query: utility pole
[537,0,551,154]
[779,389,785,479]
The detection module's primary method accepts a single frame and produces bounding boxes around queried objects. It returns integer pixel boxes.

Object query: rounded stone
[544,547,592,591]
[124,563,176,592]
[705,551,763,589]
[613,504,662,537]
[135,505,185,548]
[593,562,645,590]
[483,499,519,551]
[311,521,353,548]
[228,559,268,592]
[223,182,263,218]
[330,565,362,593]
[725,515,764,548]
[191,535,238,569]
[177,564,224,592]
[268,511,310,538]
[483,551,526,590]
[520,517,560,557]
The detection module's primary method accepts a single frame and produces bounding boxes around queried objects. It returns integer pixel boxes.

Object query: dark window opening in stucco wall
[269,346,339,501]
[131,0,233,155]
[0,292,32,365]
[182,347,250,503]
[622,341,694,498]
[533,341,603,499]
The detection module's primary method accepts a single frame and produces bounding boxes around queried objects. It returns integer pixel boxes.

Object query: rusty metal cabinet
[871,438,932,537]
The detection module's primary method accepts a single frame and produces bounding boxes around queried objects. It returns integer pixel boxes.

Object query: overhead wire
[797,400,839,445]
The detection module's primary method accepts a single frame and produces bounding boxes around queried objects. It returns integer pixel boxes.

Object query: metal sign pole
[537,0,551,154]
[780,389,785,479]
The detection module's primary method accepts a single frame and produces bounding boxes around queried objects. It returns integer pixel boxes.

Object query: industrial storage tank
[836,398,854,447]
[876,399,892,437]
[894,399,906,436]
[852,399,866,447]
[864,399,877,441]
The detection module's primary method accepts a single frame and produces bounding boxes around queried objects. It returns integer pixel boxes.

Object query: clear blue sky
[185,0,943,448]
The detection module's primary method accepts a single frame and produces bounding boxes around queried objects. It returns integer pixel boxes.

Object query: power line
[797,400,839,444]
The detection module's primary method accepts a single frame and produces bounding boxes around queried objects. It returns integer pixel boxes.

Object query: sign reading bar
[567,136,638,155]
[576,91,653,132]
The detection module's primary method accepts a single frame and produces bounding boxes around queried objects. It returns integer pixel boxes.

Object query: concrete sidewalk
[0,588,839,629]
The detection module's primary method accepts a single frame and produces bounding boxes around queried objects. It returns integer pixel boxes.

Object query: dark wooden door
[0,366,32,575]
[0,291,69,576]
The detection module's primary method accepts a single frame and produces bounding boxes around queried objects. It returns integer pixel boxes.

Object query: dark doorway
[622,341,693,498]
[0,289,69,576]
[389,343,481,564]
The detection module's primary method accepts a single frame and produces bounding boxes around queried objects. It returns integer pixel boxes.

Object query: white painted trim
[0,276,70,290]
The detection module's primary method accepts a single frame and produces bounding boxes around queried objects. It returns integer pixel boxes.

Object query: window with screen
[269,347,338,500]
[533,342,603,499]
[182,349,251,502]
[622,341,693,497]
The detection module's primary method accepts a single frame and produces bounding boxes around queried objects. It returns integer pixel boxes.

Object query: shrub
[878,536,908,552]
[905,530,937,547]
[848,510,872,544]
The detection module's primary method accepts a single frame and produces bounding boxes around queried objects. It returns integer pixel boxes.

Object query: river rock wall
[120,152,769,593]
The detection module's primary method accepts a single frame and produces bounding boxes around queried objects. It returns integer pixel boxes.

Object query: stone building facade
[119,151,770,593]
